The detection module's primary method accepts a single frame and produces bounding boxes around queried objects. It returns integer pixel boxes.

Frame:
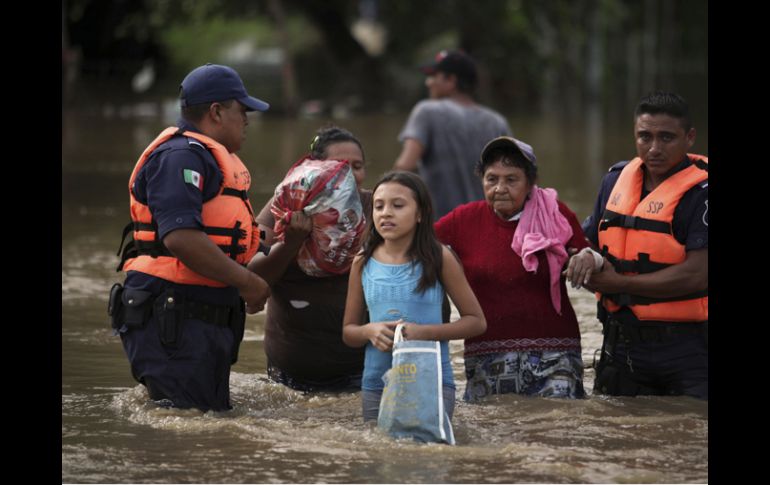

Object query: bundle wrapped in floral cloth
[271,157,366,277]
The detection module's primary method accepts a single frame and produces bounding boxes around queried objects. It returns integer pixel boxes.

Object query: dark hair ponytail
[310,125,365,160]
[362,171,443,293]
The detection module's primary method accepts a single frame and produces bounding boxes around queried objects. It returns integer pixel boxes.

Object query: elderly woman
[434,136,590,400]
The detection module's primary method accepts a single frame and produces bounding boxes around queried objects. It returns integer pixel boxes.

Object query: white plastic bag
[377,324,456,445]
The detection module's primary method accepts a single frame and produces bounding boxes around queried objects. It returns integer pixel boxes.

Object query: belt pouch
[108,283,124,330]
[121,288,154,329]
[154,290,183,346]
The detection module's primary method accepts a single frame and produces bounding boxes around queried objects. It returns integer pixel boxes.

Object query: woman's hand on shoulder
[349,251,366,273]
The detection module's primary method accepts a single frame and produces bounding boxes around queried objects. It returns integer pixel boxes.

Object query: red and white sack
[271,157,366,277]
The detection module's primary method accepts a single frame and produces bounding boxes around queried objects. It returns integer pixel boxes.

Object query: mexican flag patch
[183,169,203,190]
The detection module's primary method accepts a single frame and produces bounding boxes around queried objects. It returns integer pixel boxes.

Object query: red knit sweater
[435,200,589,357]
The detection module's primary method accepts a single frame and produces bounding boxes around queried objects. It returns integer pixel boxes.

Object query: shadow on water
[62,104,707,483]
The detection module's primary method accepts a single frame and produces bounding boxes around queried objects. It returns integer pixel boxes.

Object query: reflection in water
[62,109,707,483]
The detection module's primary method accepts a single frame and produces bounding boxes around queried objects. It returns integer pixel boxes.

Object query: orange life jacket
[118,127,259,287]
[597,154,708,322]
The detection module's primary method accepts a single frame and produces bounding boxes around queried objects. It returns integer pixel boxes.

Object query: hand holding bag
[377,324,456,445]
[270,157,366,277]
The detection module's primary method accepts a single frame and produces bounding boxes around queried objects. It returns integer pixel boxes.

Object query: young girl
[342,171,486,421]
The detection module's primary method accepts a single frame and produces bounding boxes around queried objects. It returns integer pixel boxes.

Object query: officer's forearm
[163,228,253,290]
[589,248,708,298]
[247,239,304,286]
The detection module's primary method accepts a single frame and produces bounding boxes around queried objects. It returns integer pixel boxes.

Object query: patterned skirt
[463,348,586,401]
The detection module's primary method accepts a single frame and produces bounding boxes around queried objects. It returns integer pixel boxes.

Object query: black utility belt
[163,297,234,327]
[607,319,707,343]
[108,283,238,330]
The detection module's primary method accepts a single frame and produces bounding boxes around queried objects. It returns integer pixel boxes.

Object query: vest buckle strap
[620,215,638,229]
[611,253,671,275]
[610,293,634,307]
[222,187,248,200]
[599,210,672,235]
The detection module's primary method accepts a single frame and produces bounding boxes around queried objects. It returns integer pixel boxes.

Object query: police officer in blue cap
[111,64,271,411]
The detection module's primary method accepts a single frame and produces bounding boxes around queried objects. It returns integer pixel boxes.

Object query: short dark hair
[475,147,538,186]
[635,91,692,131]
[310,125,365,161]
[427,50,478,94]
[362,171,443,294]
[443,69,477,94]
[180,99,234,124]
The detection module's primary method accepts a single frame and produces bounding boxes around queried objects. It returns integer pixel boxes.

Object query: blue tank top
[361,257,455,391]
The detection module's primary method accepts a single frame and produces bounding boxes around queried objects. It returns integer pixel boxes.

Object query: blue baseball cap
[180,63,269,112]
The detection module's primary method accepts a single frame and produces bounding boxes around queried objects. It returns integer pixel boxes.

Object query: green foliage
[158,13,321,75]
[160,17,271,71]
[65,0,707,116]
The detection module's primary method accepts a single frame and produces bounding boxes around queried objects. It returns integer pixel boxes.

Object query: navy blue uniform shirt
[582,156,709,251]
[125,119,240,305]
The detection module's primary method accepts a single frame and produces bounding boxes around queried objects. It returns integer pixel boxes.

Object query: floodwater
[62,102,708,484]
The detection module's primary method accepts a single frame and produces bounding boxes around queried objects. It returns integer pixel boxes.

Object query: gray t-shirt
[399,98,511,218]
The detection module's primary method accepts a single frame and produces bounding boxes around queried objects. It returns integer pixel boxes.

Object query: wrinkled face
[325,141,366,188]
[634,113,696,180]
[216,100,249,153]
[425,72,455,99]
[482,160,532,219]
[372,182,421,242]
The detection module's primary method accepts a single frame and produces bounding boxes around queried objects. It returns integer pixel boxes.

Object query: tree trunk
[586,0,605,183]
[268,0,299,115]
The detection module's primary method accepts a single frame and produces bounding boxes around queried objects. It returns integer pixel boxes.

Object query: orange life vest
[118,127,259,287]
[597,154,708,322]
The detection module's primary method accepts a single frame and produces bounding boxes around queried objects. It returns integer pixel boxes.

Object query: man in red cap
[110,64,271,412]
[394,50,512,219]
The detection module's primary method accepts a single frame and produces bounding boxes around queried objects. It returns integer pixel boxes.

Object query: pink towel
[511,186,573,314]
